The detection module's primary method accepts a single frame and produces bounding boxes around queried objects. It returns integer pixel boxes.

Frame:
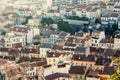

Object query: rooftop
[45,73,70,80]
[72,54,96,62]
[104,49,116,57]
[87,70,100,78]
[101,66,115,75]
[100,38,114,43]
[69,66,86,74]
[95,57,112,66]
[40,43,52,48]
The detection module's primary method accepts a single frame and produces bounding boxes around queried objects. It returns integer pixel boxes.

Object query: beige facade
[4,33,26,48]
[70,74,85,80]
[72,60,95,68]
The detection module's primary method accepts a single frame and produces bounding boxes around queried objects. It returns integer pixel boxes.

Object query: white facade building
[114,34,120,49]
[39,44,52,57]
[4,33,25,48]
[10,25,40,44]
[41,64,70,77]
[92,31,105,48]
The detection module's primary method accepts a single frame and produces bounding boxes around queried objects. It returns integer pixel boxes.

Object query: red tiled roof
[59,31,68,38]
[72,54,96,62]
[33,35,41,39]
[101,67,115,75]
[114,6,120,9]
[47,52,68,57]
[10,26,30,33]
[110,13,119,17]
[102,13,119,17]
[75,4,87,9]
[87,70,100,78]
[104,49,116,57]
[21,48,39,54]
[69,66,86,74]
[86,7,92,12]
[95,57,112,66]
[45,73,70,80]
[91,8,97,12]
[47,52,62,57]
[100,38,114,43]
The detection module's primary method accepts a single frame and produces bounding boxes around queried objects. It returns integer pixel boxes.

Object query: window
[95,40,97,43]
[33,72,34,76]
[102,44,103,46]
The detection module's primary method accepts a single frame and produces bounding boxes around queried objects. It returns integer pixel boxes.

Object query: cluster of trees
[1,31,6,35]
[22,16,32,25]
[40,17,119,36]
[111,58,120,80]
[105,24,118,38]
[41,18,54,26]
[40,18,84,34]
[57,21,75,34]
[66,16,89,21]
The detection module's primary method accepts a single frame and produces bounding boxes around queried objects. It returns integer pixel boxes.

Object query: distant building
[4,33,25,48]
[114,34,120,49]
[91,30,105,48]
[118,18,120,29]
[69,66,86,80]
[10,25,40,44]
[39,43,52,57]
[101,13,120,26]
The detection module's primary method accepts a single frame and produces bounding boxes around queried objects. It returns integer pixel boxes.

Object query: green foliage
[111,73,120,80]
[1,31,6,35]
[34,42,40,45]
[105,23,118,37]
[66,16,89,21]
[57,21,75,34]
[83,26,88,32]
[22,16,32,25]
[95,18,101,24]
[111,58,120,80]
[41,18,54,26]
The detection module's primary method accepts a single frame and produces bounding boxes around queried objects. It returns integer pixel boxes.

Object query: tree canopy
[57,21,75,34]
[41,18,54,26]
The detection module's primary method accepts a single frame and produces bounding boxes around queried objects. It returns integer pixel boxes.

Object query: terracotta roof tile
[95,57,112,66]
[45,73,70,80]
[69,66,86,74]
[72,54,96,62]
[101,66,115,75]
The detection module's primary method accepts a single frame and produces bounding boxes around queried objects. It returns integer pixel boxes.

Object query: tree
[22,16,32,25]
[95,18,101,24]
[111,58,120,80]
[83,24,89,32]
[41,18,53,26]
[57,21,74,34]
[1,31,6,35]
